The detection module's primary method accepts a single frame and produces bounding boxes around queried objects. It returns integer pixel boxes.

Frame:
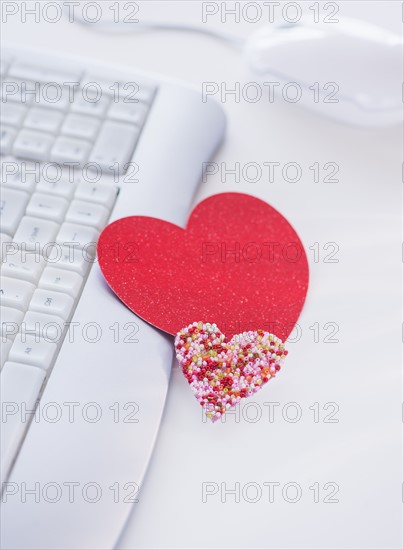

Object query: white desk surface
[3,2,402,549]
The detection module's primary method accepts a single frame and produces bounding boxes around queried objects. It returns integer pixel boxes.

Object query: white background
[3,1,403,549]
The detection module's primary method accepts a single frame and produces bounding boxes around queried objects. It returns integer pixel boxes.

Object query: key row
[2,304,83,370]
[2,242,95,282]
[1,192,109,238]
[2,309,68,343]
[1,101,149,130]
[1,159,118,202]
[1,270,82,311]
[3,62,156,103]
[1,121,141,174]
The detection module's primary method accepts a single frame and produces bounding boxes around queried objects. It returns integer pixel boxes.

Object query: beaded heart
[175,322,287,422]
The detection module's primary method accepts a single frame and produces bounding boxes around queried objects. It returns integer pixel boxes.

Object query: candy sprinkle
[175,322,287,422]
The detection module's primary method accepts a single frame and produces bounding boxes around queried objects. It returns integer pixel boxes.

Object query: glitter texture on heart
[98,193,309,341]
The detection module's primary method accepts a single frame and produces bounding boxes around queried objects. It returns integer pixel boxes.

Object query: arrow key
[26,193,68,223]
[0,277,36,311]
[65,199,109,230]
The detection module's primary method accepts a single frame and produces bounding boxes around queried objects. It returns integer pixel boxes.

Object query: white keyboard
[1,45,225,550]
[0,54,158,474]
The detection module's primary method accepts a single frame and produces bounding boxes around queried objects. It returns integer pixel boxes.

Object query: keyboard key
[0,103,28,127]
[50,136,91,165]
[1,307,24,338]
[36,177,76,199]
[0,188,29,236]
[65,200,109,230]
[46,245,93,277]
[0,278,36,311]
[39,267,83,298]
[0,126,17,155]
[2,249,45,284]
[35,84,72,111]
[24,107,64,134]
[89,121,140,175]
[54,166,91,187]
[1,157,37,193]
[13,129,54,161]
[61,113,101,141]
[26,193,68,222]
[13,216,59,251]
[41,161,103,189]
[0,362,46,476]
[0,340,13,369]
[108,101,148,126]
[8,335,57,369]
[0,233,12,262]
[56,222,98,251]
[8,62,81,86]
[1,78,38,105]
[71,92,111,118]
[29,289,74,320]
[20,311,65,342]
[75,181,117,210]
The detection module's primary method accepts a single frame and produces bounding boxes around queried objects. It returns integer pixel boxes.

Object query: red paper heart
[175,322,287,422]
[97,193,308,340]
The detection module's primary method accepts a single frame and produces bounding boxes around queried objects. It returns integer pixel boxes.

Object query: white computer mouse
[244,17,402,126]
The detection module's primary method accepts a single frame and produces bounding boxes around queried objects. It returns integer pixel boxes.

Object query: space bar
[0,363,45,479]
